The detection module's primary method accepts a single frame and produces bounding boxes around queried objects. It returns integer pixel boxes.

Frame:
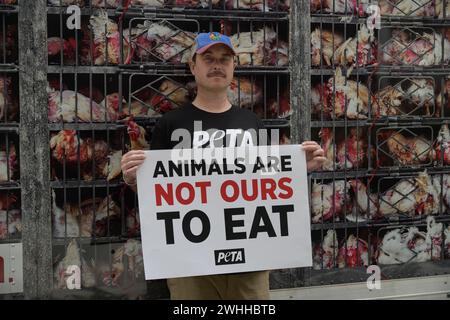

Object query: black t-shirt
[150,103,266,150]
[148,103,267,278]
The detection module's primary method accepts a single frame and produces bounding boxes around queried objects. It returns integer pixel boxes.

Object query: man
[121,32,326,299]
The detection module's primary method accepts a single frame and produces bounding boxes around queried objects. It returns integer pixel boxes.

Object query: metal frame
[303,0,450,291]
[19,0,52,299]
[5,0,448,299]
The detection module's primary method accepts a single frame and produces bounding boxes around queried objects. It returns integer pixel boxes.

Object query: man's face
[190,44,236,92]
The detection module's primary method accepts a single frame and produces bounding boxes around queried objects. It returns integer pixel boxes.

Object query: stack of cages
[0,0,21,298]
[47,1,143,299]
[308,0,450,286]
[46,0,290,299]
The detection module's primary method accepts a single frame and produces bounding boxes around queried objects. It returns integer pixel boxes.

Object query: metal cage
[1,0,449,299]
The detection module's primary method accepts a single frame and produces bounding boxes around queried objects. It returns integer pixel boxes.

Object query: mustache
[207,71,226,77]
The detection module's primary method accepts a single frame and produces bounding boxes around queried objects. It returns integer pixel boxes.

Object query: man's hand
[302,141,326,172]
[121,150,147,185]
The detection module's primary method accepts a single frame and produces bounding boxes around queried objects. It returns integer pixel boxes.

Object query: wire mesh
[47,0,291,13]
[125,72,289,119]
[310,0,449,18]
[309,0,450,285]
[45,0,290,296]
[122,16,289,68]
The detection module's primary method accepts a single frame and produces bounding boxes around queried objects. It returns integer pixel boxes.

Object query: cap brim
[196,42,236,55]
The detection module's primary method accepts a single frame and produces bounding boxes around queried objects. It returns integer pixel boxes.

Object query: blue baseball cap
[193,32,236,56]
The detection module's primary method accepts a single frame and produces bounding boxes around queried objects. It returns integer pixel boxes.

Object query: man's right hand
[121,150,147,185]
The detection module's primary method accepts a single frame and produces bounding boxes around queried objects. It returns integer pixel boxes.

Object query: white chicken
[50,130,88,165]
[0,144,17,182]
[423,216,443,261]
[440,173,450,211]
[312,0,449,17]
[377,216,442,265]
[312,68,370,120]
[95,239,145,287]
[350,172,440,219]
[82,144,122,181]
[54,239,81,289]
[328,67,370,119]
[320,127,336,171]
[86,11,129,65]
[78,195,121,237]
[150,79,189,113]
[373,78,434,117]
[349,179,378,220]
[0,209,21,240]
[52,190,80,238]
[372,85,404,117]
[404,79,435,116]
[103,150,122,181]
[96,245,125,287]
[412,172,441,217]
[311,83,331,119]
[310,0,372,14]
[227,78,263,109]
[337,234,369,268]
[48,87,119,122]
[311,28,344,67]
[383,0,450,17]
[126,21,195,64]
[311,180,350,223]
[50,130,122,181]
[54,239,96,289]
[320,127,370,171]
[390,0,436,16]
[78,197,101,238]
[435,124,450,166]
[378,129,435,166]
[127,120,150,150]
[333,24,377,67]
[445,225,450,259]
[382,30,450,66]
[123,239,145,280]
[231,27,288,66]
[225,0,290,11]
[347,130,369,169]
[94,195,121,237]
[0,76,18,122]
[377,228,420,264]
[313,229,338,270]
[267,88,291,119]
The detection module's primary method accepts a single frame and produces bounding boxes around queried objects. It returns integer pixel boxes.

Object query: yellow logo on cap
[209,33,221,41]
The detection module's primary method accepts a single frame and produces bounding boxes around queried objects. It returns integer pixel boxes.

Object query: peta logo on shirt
[214,248,246,265]
[172,121,273,149]
[192,129,256,148]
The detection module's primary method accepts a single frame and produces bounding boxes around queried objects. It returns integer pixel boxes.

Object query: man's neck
[192,89,232,113]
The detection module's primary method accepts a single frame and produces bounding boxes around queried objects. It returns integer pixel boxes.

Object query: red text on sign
[155,181,212,206]
[220,178,293,202]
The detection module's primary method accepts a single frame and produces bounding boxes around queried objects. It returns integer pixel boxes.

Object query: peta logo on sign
[214,248,245,265]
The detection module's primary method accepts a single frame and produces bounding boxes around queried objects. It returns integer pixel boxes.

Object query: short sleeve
[150,117,171,150]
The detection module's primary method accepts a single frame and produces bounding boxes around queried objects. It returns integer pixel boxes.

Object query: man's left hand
[302,141,326,172]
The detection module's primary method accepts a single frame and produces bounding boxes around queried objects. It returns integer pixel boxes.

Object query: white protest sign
[137,145,312,280]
